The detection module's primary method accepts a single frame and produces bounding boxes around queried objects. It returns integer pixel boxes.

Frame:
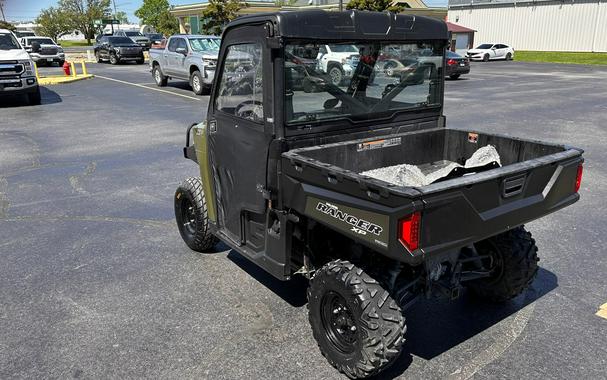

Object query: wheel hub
[181,198,197,235]
[321,292,358,353]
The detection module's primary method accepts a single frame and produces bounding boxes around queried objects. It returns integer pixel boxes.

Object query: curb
[38,75,95,85]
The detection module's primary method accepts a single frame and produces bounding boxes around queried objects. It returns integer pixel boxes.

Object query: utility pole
[0,0,6,22]
[339,0,344,11]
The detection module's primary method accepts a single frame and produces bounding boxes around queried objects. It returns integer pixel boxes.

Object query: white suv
[317,44,359,85]
[0,29,40,105]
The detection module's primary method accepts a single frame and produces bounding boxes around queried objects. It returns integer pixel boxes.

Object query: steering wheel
[235,100,263,122]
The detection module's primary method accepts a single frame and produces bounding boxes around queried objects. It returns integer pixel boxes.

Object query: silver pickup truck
[149,34,221,95]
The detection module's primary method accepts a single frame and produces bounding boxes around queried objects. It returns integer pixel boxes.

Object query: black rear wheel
[174,177,217,252]
[308,260,406,379]
[506,52,513,61]
[449,74,461,80]
[466,226,539,302]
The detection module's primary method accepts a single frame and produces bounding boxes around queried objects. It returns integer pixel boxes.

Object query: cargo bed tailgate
[417,148,583,256]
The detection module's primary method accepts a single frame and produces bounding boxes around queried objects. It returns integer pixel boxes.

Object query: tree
[274,0,297,5]
[59,0,111,44]
[200,0,243,36]
[35,7,72,41]
[156,9,179,36]
[0,20,15,32]
[135,0,170,28]
[346,0,406,13]
[114,11,129,24]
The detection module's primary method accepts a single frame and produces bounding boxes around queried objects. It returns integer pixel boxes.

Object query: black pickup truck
[173,10,584,379]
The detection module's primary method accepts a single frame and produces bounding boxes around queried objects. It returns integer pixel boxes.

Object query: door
[207,25,272,248]
[494,44,506,59]
[99,37,109,59]
[173,38,189,78]
[164,37,180,76]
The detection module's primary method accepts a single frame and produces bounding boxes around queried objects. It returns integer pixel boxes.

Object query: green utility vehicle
[173,11,584,378]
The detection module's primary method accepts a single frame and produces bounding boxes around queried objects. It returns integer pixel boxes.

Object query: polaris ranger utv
[174,10,584,378]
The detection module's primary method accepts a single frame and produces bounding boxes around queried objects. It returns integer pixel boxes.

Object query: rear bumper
[446,65,470,76]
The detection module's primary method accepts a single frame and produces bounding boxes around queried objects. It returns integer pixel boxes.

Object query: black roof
[226,10,448,41]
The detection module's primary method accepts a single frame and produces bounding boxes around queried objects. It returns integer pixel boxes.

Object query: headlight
[19,60,34,76]
[114,47,121,53]
[57,47,64,53]
[202,59,217,68]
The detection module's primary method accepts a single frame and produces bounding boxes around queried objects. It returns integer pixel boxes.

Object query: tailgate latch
[502,175,526,198]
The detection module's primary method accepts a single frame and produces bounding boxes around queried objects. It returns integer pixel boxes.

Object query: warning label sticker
[357,137,401,152]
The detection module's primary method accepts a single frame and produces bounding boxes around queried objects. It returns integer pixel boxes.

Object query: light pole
[339,0,343,11]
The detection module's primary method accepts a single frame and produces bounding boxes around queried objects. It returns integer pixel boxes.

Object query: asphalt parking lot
[1,61,606,379]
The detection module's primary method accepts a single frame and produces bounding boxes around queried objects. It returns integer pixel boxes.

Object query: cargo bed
[282,128,583,264]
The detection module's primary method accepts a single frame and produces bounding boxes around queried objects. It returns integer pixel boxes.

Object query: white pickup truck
[0,29,41,105]
[149,34,221,95]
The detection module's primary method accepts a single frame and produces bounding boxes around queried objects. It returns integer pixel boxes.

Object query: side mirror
[176,47,187,55]
[491,46,496,50]
[30,41,41,53]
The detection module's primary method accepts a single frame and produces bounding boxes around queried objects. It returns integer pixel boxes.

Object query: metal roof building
[448,0,607,52]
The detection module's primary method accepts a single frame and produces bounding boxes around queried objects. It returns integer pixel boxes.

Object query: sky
[2,0,448,23]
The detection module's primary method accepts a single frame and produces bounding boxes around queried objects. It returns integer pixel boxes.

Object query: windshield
[125,31,143,37]
[148,34,162,39]
[446,51,462,58]
[285,41,443,126]
[28,38,55,45]
[476,44,493,49]
[189,37,221,52]
[109,37,134,44]
[0,32,20,50]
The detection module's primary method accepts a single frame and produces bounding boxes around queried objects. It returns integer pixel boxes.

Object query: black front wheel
[449,74,461,80]
[174,177,218,252]
[308,260,406,379]
[109,53,119,65]
[466,226,539,302]
[483,54,490,62]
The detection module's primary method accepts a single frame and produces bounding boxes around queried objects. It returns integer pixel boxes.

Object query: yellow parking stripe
[596,303,607,320]
[95,75,202,101]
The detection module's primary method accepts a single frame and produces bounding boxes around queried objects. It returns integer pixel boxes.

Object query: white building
[448,0,607,52]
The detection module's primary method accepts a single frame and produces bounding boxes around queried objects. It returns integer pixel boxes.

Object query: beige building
[170,0,447,34]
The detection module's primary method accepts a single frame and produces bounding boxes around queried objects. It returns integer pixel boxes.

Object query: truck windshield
[125,32,143,37]
[189,37,221,52]
[0,32,20,50]
[284,41,443,126]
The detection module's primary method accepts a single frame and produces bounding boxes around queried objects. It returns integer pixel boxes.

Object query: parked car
[114,30,151,50]
[0,29,41,105]
[145,33,164,46]
[149,34,221,95]
[445,50,470,79]
[20,36,65,66]
[467,43,514,61]
[94,36,145,65]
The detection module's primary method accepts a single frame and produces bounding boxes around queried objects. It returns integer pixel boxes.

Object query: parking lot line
[95,75,202,101]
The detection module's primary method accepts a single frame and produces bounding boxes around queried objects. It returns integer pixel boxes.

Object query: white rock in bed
[362,164,429,187]
[465,145,501,168]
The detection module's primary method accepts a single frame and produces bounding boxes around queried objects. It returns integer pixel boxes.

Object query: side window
[176,38,188,52]
[167,38,179,52]
[319,45,327,55]
[215,43,264,123]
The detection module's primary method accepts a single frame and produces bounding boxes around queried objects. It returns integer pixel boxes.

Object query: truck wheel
[95,51,102,63]
[466,226,539,302]
[152,65,168,87]
[27,87,42,105]
[308,260,406,379]
[174,177,218,252]
[190,70,204,95]
[328,65,343,86]
[109,53,119,65]
[136,57,145,65]
[449,74,461,80]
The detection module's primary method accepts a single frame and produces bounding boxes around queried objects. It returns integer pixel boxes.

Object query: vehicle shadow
[0,86,62,108]
[227,250,309,307]
[227,250,558,377]
[375,267,558,379]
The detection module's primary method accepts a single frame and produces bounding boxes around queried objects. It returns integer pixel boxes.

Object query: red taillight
[447,59,457,65]
[399,212,421,252]
[575,163,583,192]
